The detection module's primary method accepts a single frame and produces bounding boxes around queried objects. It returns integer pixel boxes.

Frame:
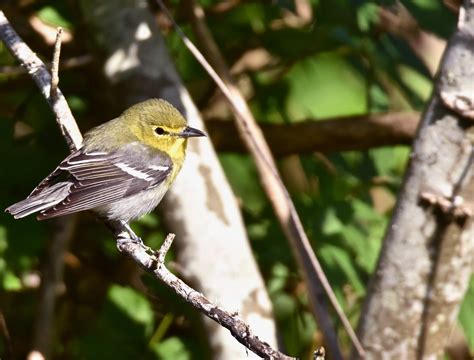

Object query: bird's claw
[116,231,152,253]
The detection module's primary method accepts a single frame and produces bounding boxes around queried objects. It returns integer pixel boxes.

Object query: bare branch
[161,0,362,357]
[0,10,291,359]
[119,234,295,360]
[50,27,62,97]
[206,112,419,156]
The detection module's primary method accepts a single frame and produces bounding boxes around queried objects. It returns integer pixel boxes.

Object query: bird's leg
[107,220,151,252]
[120,221,143,243]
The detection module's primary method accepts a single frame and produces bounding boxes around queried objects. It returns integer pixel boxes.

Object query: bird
[5,98,205,243]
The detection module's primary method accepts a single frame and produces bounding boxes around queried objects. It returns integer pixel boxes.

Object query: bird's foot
[112,220,153,253]
[116,231,152,253]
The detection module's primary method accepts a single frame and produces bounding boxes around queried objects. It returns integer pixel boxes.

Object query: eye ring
[155,127,165,135]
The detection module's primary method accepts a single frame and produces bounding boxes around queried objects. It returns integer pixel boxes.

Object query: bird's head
[124,98,205,159]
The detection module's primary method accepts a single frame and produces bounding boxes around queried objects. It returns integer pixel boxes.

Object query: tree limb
[356,1,474,358]
[206,112,419,156]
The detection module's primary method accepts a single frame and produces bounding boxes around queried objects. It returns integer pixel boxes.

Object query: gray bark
[79,1,278,358]
[356,2,474,359]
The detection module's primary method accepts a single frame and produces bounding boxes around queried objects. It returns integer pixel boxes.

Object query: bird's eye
[155,127,165,135]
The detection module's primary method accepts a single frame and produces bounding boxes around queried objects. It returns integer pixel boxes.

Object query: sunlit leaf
[108,285,154,332]
[319,245,365,295]
[459,276,474,349]
[285,52,368,119]
[150,336,192,360]
[3,271,21,291]
[36,6,73,29]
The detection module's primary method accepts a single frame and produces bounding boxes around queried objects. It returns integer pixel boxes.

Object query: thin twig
[159,0,365,357]
[0,54,93,76]
[50,27,62,97]
[0,12,82,151]
[119,234,295,360]
[0,11,292,359]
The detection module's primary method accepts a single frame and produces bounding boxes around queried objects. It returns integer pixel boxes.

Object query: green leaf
[137,213,160,227]
[36,6,73,29]
[369,146,410,177]
[348,199,386,273]
[459,276,474,350]
[267,262,290,294]
[108,285,154,331]
[398,65,432,102]
[272,293,298,320]
[285,52,368,120]
[321,207,344,236]
[219,154,266,214]
[3,271,21,291]
[77,285,154,359]
[66,95,88,114]
[357,3,380,32]
[0,226,7,253]
[319,245,365,295]
[150,336,191,360]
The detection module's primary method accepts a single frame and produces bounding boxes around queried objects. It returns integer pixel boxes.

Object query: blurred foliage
[0,0,472,359]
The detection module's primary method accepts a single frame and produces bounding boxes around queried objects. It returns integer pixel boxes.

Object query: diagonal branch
[0,10,295,360]
[158,0,363,357]
[119,234,295,360]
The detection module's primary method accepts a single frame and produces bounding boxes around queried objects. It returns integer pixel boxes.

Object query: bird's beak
[179,126,206,138]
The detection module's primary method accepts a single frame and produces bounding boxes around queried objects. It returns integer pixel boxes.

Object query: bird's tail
[5,182,72,219]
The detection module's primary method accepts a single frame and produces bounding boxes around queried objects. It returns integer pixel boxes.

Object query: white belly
[94,183,168,223]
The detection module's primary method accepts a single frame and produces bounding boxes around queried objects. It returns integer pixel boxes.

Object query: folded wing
[33,144,172,220]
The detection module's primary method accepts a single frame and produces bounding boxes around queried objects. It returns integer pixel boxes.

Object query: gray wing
[37,144,173,220]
